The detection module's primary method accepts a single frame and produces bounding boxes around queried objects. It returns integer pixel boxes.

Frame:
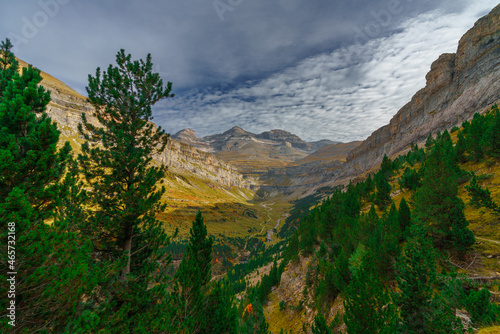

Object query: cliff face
[32,69,254,190]
[157,139,254,188]
[346,5,500,175]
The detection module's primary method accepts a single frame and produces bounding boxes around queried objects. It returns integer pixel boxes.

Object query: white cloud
[156,1,498,142]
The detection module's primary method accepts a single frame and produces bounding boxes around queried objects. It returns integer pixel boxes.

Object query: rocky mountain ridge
[24,61,255,190]
[344,4,500,178]
[173,126,338,170]
[174,127,338,154]
[20,3,500,200]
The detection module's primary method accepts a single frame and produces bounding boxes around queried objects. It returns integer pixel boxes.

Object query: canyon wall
[345,4,500,176]
[34,69,255,190]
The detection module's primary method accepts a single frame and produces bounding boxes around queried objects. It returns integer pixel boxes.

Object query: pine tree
[484,104,500,156]
[455,131,467,163]
[398,167,421,191]
[375,173,391,209]
[186,211,213,285]
[204,280,239,334]
[379,154,394,180]
[396,223,436,333]
[332,249,350,292]
[396,223,462,333]
[77,49,176,332]
[344,251,396,334]
[366,203,400,279]
[175,212,214,333]
[398,198,411,238]
[466,113,486,161]
[413,131,474,252]
[0,39,93,332]
[241,299,269,334]
[285,232,300,263]
[465,174,499,212]
[364,174,375,195]
[311,314,332,334]
[386,202,402,241]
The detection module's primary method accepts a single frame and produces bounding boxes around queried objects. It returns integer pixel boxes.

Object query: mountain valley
[3,3,500,333]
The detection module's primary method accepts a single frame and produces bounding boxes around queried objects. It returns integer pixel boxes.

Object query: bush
[465,288,500,326]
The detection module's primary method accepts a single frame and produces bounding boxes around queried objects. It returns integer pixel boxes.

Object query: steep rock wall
[345,5,500,176]
[39,77,255,189]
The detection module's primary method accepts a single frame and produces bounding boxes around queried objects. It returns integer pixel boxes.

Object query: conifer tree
[466,113,486,161]
[396,223,462,333]
[241,299,269,334]
[0,39,93,332]
[332,249,350,292]
[174,212,214,333]
[484,104,500,156]
[364,174,375,195]
[311,314,332,334]
[344,251,396,334]
[77,49,175,332]
[413,131,474,252]
[398,167,421,191]
[379,154,394,180]
[374,173,391,209]
[455,131,467,163]
[398,198,411,237]
[396,223,437,333]
[386,202,402,240]
[204,280,239,334]
[465,174,499,213]
[285,232,300,263]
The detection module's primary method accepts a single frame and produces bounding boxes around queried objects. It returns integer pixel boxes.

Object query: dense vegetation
[285,105,500,332]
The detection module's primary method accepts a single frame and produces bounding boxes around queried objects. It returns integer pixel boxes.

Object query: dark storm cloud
[0,0,496,142]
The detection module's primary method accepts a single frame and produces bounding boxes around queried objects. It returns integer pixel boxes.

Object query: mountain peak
[226,126,247,134]
[173,128,197,137]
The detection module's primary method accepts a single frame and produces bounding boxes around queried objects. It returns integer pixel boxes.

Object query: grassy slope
[17,58,86,100]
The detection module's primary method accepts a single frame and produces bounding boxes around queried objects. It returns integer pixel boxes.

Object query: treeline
[285,106,500,333]
[0,39,271,333]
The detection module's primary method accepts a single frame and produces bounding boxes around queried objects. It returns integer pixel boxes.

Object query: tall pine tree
[413,131,474,253]
[344,250,396,334]
[174,212,214,333]
[398,198,411,238]
[77,49,176,332]
[396,223,462,333]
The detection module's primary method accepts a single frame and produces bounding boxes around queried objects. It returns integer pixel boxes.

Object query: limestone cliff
[345,4,500,176]
[23,61,255,190]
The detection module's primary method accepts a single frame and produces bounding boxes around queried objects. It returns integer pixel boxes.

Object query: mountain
[256,141,362,198]
[171,128,212,152]
[29,65,254,191]
[344,4,500,177]
[17,3,500,204]
[18,60,267,241]
[173,127,338,175]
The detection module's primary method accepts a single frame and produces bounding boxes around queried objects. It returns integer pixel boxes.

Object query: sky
[1,0,498,142]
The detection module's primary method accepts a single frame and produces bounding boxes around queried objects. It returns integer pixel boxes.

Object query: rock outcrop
[345,4,500,176]
[157,139,255,188]
[27,63,255,190]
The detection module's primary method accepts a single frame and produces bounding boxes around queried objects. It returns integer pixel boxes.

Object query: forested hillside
[266,105,500,333]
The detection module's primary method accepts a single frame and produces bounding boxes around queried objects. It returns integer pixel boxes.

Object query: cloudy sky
[1,0,498,142]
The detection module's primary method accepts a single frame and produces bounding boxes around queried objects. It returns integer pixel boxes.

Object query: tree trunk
[122,225,133,279]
